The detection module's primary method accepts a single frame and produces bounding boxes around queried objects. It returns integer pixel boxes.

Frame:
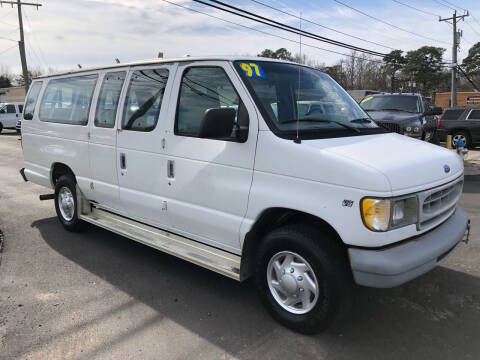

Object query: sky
[0,0,479,76]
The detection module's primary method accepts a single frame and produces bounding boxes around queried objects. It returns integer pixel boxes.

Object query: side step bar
[79,207,241,281]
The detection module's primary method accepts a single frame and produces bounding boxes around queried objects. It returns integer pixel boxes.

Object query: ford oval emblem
[444,165,450,173]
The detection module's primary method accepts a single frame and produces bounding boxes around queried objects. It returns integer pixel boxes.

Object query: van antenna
[115,58,120,64]
[77,64,82,69]
[294,12,302,144]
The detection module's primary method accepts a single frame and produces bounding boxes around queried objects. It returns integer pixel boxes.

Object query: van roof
[34,56,295,80]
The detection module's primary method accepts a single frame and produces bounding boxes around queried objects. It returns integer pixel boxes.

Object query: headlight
[361,196,418,232]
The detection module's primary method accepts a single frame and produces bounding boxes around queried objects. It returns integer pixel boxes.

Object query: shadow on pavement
[32,216,480,360]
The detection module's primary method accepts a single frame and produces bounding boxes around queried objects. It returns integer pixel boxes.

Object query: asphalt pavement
[1,129,479,360]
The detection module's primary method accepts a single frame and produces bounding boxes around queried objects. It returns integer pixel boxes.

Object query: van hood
[305,133,463,192]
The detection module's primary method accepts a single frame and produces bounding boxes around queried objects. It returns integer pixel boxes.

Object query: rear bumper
[348,208,470,288]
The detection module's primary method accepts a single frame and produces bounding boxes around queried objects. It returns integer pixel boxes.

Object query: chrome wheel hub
[267,251,319,314]
[58,186,75,221]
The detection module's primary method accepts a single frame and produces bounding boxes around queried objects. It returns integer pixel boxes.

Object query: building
[434,91,480,109]
[0,86,26,103]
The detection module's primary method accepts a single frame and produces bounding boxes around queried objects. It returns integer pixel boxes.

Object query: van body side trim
[79,207,241,281]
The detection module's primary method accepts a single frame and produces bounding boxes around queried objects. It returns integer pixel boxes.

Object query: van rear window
[39,75,98,125]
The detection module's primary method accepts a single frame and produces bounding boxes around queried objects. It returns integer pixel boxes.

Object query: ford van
[19,57,470,333]
[0,102,23,133]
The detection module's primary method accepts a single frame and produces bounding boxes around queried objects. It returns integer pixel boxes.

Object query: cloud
[0,0,479,74]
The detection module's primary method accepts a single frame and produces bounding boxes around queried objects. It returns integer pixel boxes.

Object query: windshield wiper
[281,118,360,133]
[372,108,417,113]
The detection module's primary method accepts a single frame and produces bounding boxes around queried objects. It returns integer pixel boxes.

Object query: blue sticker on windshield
[238,62,266,78]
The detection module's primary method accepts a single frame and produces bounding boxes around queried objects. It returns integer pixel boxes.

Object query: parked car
[359,93,442,142]
[19,57,470,334]
[436,107,480,148]
[0,102,23,134]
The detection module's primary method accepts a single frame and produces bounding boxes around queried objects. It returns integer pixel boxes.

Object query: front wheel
[255,225,353,334]
[54,175,86,232]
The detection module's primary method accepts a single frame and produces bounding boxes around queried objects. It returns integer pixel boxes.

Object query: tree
[402,46,445,95]
[462,42,480,75]
[0,75,11,88]
[14,68,43,88]
[383,50,406,92]
[258,47,294,61]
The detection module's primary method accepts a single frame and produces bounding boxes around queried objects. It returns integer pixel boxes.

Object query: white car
[19,57,470,333]
[0,102,23,133]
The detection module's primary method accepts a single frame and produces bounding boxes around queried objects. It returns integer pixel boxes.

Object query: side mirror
[23,113,33,120]
[424,106,443,116]
[198,108,236,140]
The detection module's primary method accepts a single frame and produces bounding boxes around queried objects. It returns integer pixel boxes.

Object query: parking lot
[1,130,479,360]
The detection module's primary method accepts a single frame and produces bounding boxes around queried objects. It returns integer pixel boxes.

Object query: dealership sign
[467,96,480,104]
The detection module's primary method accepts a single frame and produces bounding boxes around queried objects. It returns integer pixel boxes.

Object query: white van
[0,102,23,133]
[20,57,470,333]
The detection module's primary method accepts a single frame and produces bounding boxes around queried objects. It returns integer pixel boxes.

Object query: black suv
[437,107,480,148]
[359,93,442,142]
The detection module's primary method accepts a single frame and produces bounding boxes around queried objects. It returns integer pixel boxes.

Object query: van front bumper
[348,208,470,288]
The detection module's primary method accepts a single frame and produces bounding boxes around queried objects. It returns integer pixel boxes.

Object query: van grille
[376,121,402,134]
[417,178,463,230]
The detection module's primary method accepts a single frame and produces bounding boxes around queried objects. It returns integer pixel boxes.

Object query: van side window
[95,72,126,128]
[18,105,23,113]
[23,81,43,120]
[6,104,16,113]
[175,67,248,141]
[39,74,98,125]
[122,69,169,132]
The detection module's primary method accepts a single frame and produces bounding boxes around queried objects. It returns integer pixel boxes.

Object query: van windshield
[234,61,384,139]
[360,95,421,113]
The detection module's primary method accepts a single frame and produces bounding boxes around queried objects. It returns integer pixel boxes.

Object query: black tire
[16,129,20,134]
[451,130,471,149]
[254,224,354,334]
[0,123,3,134]
[54,174,86,232]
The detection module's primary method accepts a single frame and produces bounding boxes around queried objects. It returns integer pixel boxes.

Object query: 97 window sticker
[238,62,266,79]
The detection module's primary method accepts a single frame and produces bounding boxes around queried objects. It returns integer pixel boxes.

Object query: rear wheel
[452,131,470,148]
[54,175,86,232]
[254,225,354,334]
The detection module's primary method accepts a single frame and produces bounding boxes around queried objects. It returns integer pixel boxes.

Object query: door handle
[167,160,175,179]
[120,153,126,170]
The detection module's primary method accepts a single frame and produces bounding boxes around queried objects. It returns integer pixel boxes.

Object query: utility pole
[0,1,42,92]
[440,10,469,107]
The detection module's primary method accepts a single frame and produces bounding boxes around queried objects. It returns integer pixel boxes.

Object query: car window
[23,81,43,120]
[442,109,465,120]
[467,110,480,120]
[175,66,247,141]
[122,69,168,132]
[95,71,126,128]
[6,104,16,113]
[0,105,5,114]
[39,75,98,125]
[18,105,23,113]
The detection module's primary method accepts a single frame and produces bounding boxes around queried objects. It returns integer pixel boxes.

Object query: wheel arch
[51,162,76,187]
[240,207,347,280]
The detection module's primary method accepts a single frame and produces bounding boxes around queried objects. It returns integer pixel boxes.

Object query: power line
[437,0,468,13]
[249,0,395,50]
[431,0,457,12]
[157,0,384,63]
[24,8,48,67]
[0,42,16,55]
[391,0,441,18]
[333,0,452,45]
[193,0,386,57]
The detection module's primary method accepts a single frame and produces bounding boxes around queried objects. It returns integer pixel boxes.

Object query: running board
[79,208,241,281]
